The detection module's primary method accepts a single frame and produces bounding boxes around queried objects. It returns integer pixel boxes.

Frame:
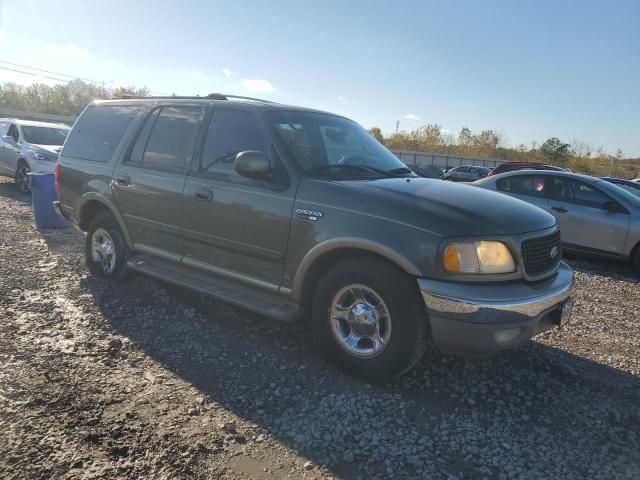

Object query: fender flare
[77,193,134,248]
[290,237,422,301]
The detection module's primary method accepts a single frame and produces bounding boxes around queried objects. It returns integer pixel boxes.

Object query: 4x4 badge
[296,208,324,221]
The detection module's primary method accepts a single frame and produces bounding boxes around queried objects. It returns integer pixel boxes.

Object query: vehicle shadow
[0,177,31,205]
[565,255,639,283]
[81,273,640,479]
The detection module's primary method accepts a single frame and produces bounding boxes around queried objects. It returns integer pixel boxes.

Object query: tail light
[54,161,60,193]
[487,171,494,177]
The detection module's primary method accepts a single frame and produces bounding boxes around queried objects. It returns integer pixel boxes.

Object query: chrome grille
[521,231,561,276]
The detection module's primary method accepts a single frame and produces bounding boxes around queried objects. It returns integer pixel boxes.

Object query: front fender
[289,237,423,301]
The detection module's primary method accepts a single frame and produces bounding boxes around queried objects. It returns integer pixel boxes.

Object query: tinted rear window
[63,105,139,162]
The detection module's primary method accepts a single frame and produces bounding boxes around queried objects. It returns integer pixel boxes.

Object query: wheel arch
[77,194,133,248]
[291,238,422,306]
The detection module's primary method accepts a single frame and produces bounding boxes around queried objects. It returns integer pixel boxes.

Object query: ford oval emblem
[550,246,559,259]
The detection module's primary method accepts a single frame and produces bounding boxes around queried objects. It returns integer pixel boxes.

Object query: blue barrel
[28,173,68,229]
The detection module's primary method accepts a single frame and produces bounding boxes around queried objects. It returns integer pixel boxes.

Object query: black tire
[85,212,130,280]
[14,161,30,193]
[312,256,428,381]
[633,246,640,272]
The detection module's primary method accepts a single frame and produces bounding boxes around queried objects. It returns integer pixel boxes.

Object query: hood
[336,177,557,236]
[32,144,63,155]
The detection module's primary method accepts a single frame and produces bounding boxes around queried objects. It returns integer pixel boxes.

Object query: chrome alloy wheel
[330,284,392,358]
[16,165,30,193]
[91,228,116,274]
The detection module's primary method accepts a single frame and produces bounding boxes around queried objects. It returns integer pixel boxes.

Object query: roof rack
[111,92,276,103]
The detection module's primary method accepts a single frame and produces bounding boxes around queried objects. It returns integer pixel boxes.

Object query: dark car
[441,165,491,182]
[601,177,640,199]
[54,93,573,380]
[487,162,567,177]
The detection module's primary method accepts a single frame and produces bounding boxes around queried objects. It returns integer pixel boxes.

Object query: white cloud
[337,95,347,101]
[45,44,88,60]
[222,68,235,78]
[404,113,421,121]
[241,78,276,93]
[0,31,6,45]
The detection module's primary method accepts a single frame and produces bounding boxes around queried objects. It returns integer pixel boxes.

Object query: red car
[487,162,567,177]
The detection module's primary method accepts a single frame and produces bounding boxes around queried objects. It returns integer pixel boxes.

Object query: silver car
[0,119,70,192]
[475,170,640,270]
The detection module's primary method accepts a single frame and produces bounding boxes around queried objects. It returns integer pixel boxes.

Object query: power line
[0,66,71,83]
[0,59,98,84]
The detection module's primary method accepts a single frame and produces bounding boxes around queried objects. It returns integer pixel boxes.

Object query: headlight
[443,241,515,274]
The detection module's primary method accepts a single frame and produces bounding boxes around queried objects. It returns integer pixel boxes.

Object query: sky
[0,0,638,156]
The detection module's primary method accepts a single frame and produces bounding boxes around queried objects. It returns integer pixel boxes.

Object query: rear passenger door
[547,176,629,254]
[495,174,549,210]
[182,107,294,290]
[112,105,205,261]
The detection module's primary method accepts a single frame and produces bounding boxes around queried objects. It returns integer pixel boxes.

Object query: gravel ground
[1,175,639,479]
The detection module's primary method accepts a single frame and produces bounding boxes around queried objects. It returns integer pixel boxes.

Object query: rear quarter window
[63,105,140,162]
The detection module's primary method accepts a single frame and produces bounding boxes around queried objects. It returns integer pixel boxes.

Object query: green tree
[540,137,571,165]
[368,127,384,144]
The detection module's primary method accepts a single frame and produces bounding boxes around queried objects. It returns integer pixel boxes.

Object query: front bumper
[418,261,574,354]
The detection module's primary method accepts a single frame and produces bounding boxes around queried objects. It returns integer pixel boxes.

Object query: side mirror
[234,151,271,179]
[3,135,16,145]
[602,200,623,213]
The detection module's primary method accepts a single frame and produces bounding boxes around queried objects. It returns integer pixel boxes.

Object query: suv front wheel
[85,212,129,280]
[312,257,428,380]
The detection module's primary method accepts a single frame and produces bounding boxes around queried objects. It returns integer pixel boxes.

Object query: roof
[481,169,607,184]
[92,93,344,118]
[0,118,71,128]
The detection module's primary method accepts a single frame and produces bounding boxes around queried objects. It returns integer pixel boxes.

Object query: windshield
[601,180,640,208]
[264,110,411,177]
[613,181,640,199]
[22,126,69,146]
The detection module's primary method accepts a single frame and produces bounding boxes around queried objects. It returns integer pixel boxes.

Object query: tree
[540,137,571,165]
[368,127,384,144]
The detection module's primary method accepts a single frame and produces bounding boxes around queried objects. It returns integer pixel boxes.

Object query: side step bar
[127,255,300,322]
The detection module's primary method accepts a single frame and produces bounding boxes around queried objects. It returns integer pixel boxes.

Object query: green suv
[54,94,574,380]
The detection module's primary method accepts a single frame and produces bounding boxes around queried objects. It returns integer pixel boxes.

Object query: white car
[0,119,70,193]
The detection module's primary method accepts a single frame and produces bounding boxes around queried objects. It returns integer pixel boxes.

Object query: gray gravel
[1,175,639,479]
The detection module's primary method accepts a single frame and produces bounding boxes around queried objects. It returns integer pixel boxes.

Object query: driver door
[182,107,295,289]
[547,176,629,254]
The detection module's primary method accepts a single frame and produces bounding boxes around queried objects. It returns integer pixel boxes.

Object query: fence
[0,108,76,125]
[391,150,505,169]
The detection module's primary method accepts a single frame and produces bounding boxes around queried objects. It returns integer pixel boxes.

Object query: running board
[127,255,300,322]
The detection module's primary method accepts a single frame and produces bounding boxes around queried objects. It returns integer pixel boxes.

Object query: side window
[566,180,610,208]
[128,109,161,163]
[200,109,268,176]
[138,106,204,170]
[498,175,546,197]
[8,124,19,141]
[457,166,468,173]
[548,177,566,200]
[63,105,139,162]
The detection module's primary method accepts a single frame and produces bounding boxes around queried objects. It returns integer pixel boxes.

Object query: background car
[441,165,491,182]
[474,170,640,269]
[0,119,70,192]
[487,162,567,177]
[409,164,444,178]
[601,177,640,198]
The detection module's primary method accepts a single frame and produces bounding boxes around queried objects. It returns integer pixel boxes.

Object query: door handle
[114,174,131,187]
[194,188,213,201]
[551,207,568,213]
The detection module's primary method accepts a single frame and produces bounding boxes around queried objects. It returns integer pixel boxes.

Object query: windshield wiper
[387,167,415,176]
[306,164,398,178]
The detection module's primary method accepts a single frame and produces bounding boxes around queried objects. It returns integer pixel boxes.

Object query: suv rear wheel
[85,212,129,280]
[312,257,427,380]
